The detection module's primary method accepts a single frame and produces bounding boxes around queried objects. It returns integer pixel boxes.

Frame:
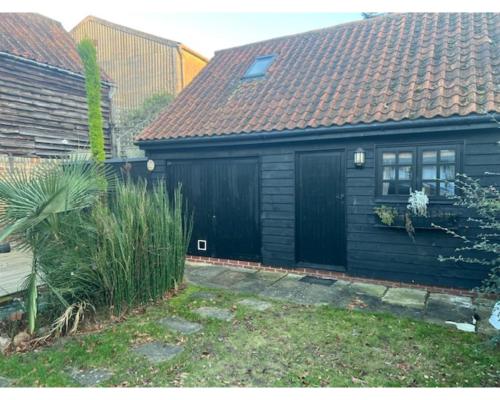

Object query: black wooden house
[0,13,114,157]
[137,13,500,289]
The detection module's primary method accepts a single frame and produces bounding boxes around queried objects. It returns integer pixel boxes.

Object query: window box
[374,211,459,231]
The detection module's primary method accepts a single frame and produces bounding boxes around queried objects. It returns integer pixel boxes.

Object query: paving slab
[68,368,113,386]
[207,270,255,289]
[255,270,288,282]
[237,299,272,311]
[260,275,356,306]
[158,316,203,335]
[351,282,387,298]
[0,376,13,387]
[344,294,384,313]
[258,275,311,302]
[184,264,229,285]
[425,293,474,324]
[230,270,286,294]
[382,288,427,309]
[195,306,234,321]
[133,342,183,364]
[294,283,348,306]
[190,291,217,301]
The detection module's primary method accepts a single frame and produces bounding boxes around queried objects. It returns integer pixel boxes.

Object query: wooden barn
[0,13,114,157]
[137,13,500,290]
[71,16,208,119]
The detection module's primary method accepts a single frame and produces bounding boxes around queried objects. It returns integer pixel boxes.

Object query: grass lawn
[0,285,499,387]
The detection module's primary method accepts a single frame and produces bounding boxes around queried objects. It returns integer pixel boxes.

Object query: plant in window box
[374,205,398,226]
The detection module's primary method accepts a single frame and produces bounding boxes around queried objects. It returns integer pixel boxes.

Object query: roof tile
[0,13,84,75]
[139,13,500,141]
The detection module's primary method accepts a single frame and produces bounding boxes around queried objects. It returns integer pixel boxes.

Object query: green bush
[0,159,192,334]
[39,180,192,317]
[117,93,174,157]
[77,39,106,162]
[436,174,499,294]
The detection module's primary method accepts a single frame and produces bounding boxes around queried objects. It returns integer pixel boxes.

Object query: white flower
[407,190,429,217]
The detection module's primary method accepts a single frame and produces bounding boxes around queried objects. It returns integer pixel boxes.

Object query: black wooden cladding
[144,128,499,289]
[0,55,113,157]
[165,157,260,262]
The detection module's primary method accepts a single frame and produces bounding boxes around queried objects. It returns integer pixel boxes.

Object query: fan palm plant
[0,157,110,334]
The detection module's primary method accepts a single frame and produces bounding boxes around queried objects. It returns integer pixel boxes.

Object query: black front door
[296,151,346,269]
[166,157,260,262]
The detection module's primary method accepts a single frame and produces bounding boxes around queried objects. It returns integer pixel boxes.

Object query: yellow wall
[181,47,207,87]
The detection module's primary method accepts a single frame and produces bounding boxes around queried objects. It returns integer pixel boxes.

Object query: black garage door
[166,157,260,261]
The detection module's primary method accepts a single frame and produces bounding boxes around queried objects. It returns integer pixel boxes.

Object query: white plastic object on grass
[489,302,500,330]
[445,321,476,333]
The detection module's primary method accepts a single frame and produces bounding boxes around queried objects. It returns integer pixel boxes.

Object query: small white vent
[197,240,207,251]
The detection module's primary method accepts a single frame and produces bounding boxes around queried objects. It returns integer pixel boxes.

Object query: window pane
[382,152,396,165]
[440,181,455,196]
[398,166,412,180]
[398,152,412,164]
[423,150,437,164]
[422,165,437,179]
[244,56,275,77]
[440,164,455,180]
[383,166,396,180]
[398,182,411,195]
[423,181,437,196]
[440,149,455,163]
[382,181,396,195]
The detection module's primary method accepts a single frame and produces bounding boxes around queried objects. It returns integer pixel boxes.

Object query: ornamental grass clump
[38,180,192,321]
[0,159,192,336]
[89,181,192,313]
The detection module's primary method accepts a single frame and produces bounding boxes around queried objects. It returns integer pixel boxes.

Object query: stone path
[0,376,13,387]
[68,368,113,386]
[133,342,183,364]
[195,306,234,321]
[158,316,203,335]
[238,299,272,311]
[186,261,498,335]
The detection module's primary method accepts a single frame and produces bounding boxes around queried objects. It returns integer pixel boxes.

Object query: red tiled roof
[0,13,85,75]
[138,13,500,141]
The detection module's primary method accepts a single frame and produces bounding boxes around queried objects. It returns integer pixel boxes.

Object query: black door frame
[166,156,262,262]
[294,149,347,272]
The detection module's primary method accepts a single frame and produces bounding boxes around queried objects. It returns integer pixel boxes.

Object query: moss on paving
[0,285,498,387]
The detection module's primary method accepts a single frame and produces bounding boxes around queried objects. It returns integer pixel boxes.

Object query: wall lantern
[354,148,365,168]
[146,159,155,172]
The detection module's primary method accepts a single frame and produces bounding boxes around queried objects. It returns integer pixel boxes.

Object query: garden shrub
[436,174,499,294]
[39,180,192,317]
[0,159,192,334]
[77,39,106,162]
[116,93,174,157]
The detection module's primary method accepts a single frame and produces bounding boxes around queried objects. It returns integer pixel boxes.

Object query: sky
[0,0,362,58]
[1,0,498,58]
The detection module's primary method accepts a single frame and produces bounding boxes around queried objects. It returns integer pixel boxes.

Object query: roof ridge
[214,12,400,54]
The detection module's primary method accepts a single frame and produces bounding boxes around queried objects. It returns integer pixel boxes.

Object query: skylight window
[243,55,275,78]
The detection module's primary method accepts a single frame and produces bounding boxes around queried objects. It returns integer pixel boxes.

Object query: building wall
[144,128,499,289]
[0,54,113,157]
[71,19,207,120]
[181,47,207,88]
